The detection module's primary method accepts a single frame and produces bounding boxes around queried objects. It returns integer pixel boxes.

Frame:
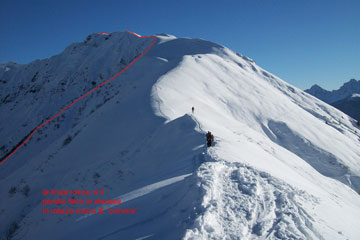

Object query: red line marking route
[0,30,157,167]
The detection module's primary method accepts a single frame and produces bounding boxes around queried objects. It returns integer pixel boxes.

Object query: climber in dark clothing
[206,131,213,147]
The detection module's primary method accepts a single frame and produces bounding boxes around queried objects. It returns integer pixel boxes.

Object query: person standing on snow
[192,106,194,114]
[206,131,212,147]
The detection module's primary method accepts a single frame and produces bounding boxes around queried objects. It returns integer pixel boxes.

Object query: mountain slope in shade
[331,94,360,120]
[305,79,360,121]
[305,79,360,103]
[0,32,360,240]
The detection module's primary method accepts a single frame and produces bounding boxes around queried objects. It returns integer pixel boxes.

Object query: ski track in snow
[77,173,192,221]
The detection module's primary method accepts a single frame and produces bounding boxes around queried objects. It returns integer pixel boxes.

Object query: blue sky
[0,0,359,90]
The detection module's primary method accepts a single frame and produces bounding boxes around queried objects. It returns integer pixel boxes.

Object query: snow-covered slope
[1,31,360,240]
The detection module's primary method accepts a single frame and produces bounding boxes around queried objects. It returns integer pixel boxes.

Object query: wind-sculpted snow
[264,120,358,191]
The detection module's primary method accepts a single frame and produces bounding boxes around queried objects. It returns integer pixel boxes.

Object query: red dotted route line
[0,31,157,167]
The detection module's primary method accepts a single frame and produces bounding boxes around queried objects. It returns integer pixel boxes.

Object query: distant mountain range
[305,79,360,120]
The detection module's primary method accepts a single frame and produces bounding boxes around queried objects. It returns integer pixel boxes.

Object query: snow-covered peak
[155,33,176,38]
[154,33,177,44]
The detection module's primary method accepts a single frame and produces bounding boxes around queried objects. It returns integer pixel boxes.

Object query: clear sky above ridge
[0,0,359,90]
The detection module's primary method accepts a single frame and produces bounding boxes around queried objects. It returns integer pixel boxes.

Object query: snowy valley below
[0,31,360,240]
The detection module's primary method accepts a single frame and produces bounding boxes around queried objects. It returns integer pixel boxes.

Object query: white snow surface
[0,31,360,240]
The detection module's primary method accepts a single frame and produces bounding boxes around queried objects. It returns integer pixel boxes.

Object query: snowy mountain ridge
[1,31,360,240]
[305,78,360,103]
[305,79,360,121]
